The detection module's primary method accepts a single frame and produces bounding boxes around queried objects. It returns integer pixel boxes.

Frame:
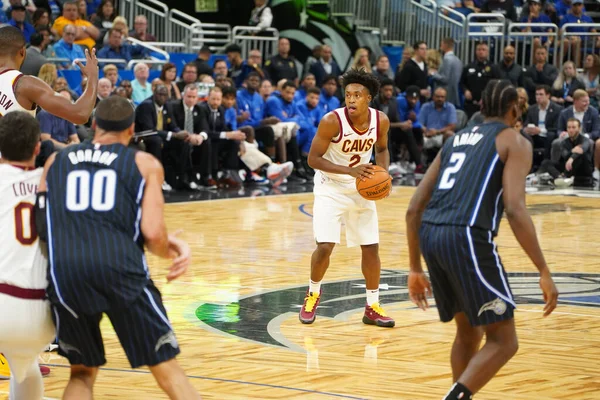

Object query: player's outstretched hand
[76,48,99,82]
[349,163,376,181]
[408,271,432,311]
[166,231,191,282]
[539,270,558,317]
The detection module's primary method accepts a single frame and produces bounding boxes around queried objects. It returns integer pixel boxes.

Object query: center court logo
[192,271,600,350]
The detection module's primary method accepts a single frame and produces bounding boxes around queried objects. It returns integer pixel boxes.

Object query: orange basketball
[356,165,392,201]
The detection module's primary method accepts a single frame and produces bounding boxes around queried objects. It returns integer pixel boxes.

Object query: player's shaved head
[0,25,26,57]
[0,111,40,162]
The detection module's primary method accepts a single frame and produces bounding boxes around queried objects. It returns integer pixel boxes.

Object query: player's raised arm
[405,151,441,309]
[374,111,391,171]
[17,49,99,124]
[500,129,558,316]
[307,112,375,181]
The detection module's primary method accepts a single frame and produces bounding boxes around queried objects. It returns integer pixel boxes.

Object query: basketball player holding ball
[299,69,395,328]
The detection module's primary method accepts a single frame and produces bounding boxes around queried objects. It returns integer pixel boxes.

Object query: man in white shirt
[249,0,273,31]
[523,84,563,158]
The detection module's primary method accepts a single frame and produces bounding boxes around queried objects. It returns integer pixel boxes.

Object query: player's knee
[315,242,335,257]
[360,243,379,254]
[69,365,97,385]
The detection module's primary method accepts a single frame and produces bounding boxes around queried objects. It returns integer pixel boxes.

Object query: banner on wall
[195,0,218,13]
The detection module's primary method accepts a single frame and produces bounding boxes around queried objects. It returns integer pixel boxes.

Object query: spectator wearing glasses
[97,28,132,69]
[52,0,100,50]
[54,24,86,68]
[129,15,156,42]
[119,80,133,100]
[177,63,199,93]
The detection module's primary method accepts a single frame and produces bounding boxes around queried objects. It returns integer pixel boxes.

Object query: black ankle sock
[443,382,473,400]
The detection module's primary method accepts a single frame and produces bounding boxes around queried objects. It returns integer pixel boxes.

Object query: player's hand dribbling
[166,230,191,282]
[76,48,99,82]
[408,271,432,310]
[349,163,376,181]
[539,269,558,316]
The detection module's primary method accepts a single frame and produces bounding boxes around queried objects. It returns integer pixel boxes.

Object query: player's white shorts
[313,170,379,247]
[0,292,54,383]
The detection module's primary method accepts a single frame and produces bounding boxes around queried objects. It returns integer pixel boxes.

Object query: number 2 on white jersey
[439,152,466,190]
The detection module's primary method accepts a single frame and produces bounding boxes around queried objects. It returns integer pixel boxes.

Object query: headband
[95,113,135,132]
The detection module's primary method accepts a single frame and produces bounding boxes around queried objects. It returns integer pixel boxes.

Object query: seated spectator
[118,79,133,100]
[102,64,119,88]
[397,85,424,167]
[54,24,86,68]
[8,5,35,42]
[293,73,316,104]
[418,87,456,151]
[398,46,414,74]
[523,84,563,157]
[348,48,372,73]
[248,0,273,32]
[221,86,238,131]
[555,0,581,20]
[319,74,340,113]
[373,55,394,81]
[579,54,600,108]
[296,87,324,157]
[32,8,49,29]
[373,78,422,174]
[21,31,47,76]
[35,25,56,58]
[551,61,585,107]
[524,46,558,103]
[494,45,523,87]
[199,87,246,187]
[129,15,156,42]
[225,44,259,88]
[52,0,100,50]
[538,118,594,186]
[177,63,199,93]
[555,90,600,178]
[77,0,87,20]
[303,45,321,78]
[519,0,553,49]
[481,0,517,21]
[247,48,268,81]
[131,62,152,105]
[91,0,116,32]
[213,59,229,78]
[559,0,598,66]
[134,84,191,191]
[159,62,181,100]
[170,83,215,189]
[36,89,81,150]
[97,77,112,103]
[395,41,430,99]
[517,87,529,117]
[37,62,57,87]
[193,46,213,77]
[309,45,341,86]
[265,38,298,85]
[97,28,132,68]
[259,79,273,102]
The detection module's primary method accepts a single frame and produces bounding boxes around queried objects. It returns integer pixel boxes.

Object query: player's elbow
[504,202,527,221]
[307,153,318,169]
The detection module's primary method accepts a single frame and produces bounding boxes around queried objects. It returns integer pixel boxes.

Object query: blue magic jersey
[422,121,508,236]
[46,142,147,314]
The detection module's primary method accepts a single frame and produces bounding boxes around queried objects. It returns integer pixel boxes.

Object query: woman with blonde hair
[551,61,585,107]
[38,63,58,87]
[398,47,414,72]
[578,54,600,108]
[516,87,529,117]
[159,62,182,100]
[348,48,372,73]
[104,16,129,45]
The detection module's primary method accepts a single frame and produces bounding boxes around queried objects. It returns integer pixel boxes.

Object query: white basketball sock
[309,280,321,295]
[366,289,379,306]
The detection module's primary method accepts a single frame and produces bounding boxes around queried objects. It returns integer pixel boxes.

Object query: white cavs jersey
[321,107,379,183]
[0,164,47,289]
[0,69,36,117]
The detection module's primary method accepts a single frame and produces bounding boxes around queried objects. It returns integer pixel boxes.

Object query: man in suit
[523,85,563,158]
[430,37,463,107]
[170,83,216,189]
[134,85,190,191]
[199,87,246,187]
[20,31,46,76]
[309,45,341,86]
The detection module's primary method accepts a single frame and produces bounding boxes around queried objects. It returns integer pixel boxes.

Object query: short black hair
[342,68,380,97]
[481,79,518,119]
[95,96,135,130]
[213,59,227,68]
[222,85,237,98]
[379,78,394,88]
[282,80,296,90]
[322,74,338,86]
[0,111,40,162]
[307,87,321,96]
[246,71,261,81]
[413,41,426,50]
[535,84,551,95]
[225,43,242,54]
[29,32,44,47]
[0,25,26,56]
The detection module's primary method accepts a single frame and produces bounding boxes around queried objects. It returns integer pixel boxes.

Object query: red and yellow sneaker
[299,290,321,324]
[363,303,395,328]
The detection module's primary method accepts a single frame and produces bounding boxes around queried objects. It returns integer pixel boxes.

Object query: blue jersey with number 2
[422,121,507,237]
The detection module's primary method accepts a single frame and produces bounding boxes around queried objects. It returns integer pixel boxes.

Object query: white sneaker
[250,172,269,185]
[525,173,539,187]
[388,162,406,179]
[189,181,199,190]
[593,169,600,182]
[267,162,293,187]
[162,182,173,192]
[404,162,416,173]
[554,177,574,188]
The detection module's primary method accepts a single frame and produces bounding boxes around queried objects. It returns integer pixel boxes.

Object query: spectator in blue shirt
[397,85,422,130]
[293,73,316,104]
[54,24,86,69]
[520,0,554,48]
[555,0,584,20]
[37,89,81,149]
[560,0,598,66]
[221,86,238,131]
[97,28,132,68]
[418,87,457,151]
[265,81,307,128]
[7,5,35,43]
[319,75,340,113]
[296,87,325,155]
[226,44,258,88]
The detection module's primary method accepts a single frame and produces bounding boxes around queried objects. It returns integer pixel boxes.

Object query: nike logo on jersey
[341,138,375,153]
[59,340,82,355]
[453,132,483,147]
[477,297,507,316]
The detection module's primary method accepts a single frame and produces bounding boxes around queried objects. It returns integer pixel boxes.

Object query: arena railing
[437,6,468,62]
[354,0,384,33]
[167,8,201,51]
[141,42,187,53]
[126,59,170,70]
[72,58,128,68]
[409,0,439,51]
[381,0,411,46]
[507,23,560,67]
[559,24,600,67]
[119,0,169,44]
[126,37,170,60]
[190,22,233,53]
[465,13,506,63]
[232,26,279,62]
[329,0,357,19]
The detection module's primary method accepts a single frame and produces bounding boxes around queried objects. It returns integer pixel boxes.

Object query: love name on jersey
[341,137,375,153]
[12,181,37,197]
[0,91,14,111]
[452,132,483,147]
[68,149,119,166]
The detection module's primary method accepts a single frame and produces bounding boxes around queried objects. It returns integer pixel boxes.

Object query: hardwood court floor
[2,187,600,399]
